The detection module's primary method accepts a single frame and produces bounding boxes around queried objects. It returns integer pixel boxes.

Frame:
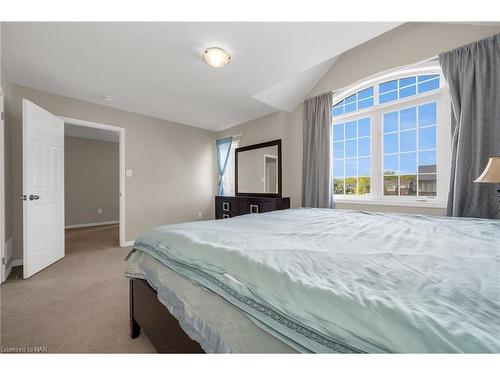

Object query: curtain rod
[213,133,242,142]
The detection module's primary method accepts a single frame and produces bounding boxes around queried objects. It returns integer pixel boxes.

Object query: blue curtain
[216,136,233,196]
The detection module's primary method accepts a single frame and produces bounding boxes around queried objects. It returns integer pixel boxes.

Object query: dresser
[215,196,290,219]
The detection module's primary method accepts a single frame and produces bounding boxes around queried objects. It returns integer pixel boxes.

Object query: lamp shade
[474,157,500,183]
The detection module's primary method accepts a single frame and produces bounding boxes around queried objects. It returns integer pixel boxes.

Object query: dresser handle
[222,213,230,219]
[222,202,230,211]
[249,204,259,214]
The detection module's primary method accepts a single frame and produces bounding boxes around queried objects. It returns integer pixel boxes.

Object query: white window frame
[331,64,451,208]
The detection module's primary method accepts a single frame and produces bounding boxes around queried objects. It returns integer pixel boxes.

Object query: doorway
[61,117,126,247]
[264,155,278,194]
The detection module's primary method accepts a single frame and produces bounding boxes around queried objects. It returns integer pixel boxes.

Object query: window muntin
[331,67,449,205]
[379,74,440,105]
[333,117,371,195]
[332,87,374,117]
[383,102,437,197]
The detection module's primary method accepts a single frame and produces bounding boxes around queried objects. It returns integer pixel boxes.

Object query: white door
[23,100,64,278]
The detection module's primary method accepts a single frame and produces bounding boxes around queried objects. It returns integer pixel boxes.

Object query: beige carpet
[0,225,156,353]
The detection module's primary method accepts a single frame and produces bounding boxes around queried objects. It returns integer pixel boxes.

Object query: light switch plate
[126,169,133,177]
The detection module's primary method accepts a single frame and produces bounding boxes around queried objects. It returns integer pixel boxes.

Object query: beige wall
[308,22,500,98]
[219,23,500,216]
[65,136,119,226]
[1,65,13,245]
[7,84,216,261]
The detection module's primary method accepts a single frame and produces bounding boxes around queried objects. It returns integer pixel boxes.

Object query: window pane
[358,137,370,157]
[358,97,373,109]
[400,152,417,174]
[418,174,437,196]
[358,157,370,176]
[358,176,371,195]
[345,140,357,157]
[380,91,398,104]
[333,178,345,194]
[380,80,397,93]
[333,142,344,159]
[358,87,374,99]
[418,78,439,93]
[400,130,416,152]
[418,74,439,82]
[333,123,344,141]
[419,126,436,149]
[384,176,399,196]
[358,118,370,137]
[345,158,357,177]
[345,177,357,195]
[332,106,344,117]
[399,85,416,99]
[384,112,398,133]
[345,94,357,104]
[399,76,416,87]
[345,103,356,113]
[418,150,436,173]
[333,159,344,177]
[400,175,417,196]
[384,133,398,154]
[384,154,398,175]
[345,121,357,139]
[418,102,437,126]
[400,107,416,130]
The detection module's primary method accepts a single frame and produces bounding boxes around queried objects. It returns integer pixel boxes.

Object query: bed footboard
[129,278,204,353]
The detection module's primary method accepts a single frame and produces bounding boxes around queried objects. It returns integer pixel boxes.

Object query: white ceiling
[65,123,119,143]
[2,22,401,131]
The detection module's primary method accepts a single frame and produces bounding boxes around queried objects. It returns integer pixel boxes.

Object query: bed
[125,208,500,353]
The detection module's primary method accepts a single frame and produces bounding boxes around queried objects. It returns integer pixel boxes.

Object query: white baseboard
[65,221,119,229]
[11,258,23,267]
[120,240,135,247]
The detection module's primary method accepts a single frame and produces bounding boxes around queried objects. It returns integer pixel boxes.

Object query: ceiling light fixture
[103,96,114,102]
[202,47,231,68]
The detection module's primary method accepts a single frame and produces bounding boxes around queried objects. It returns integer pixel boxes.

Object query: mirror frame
[235,139,282,197]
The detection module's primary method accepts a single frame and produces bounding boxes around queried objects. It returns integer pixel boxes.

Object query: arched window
[331,63,451,207]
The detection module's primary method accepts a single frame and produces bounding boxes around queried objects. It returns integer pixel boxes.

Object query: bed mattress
[126,250,297,353]
[127,208,500,353]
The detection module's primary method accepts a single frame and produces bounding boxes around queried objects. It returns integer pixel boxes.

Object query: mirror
[235,139,281,197]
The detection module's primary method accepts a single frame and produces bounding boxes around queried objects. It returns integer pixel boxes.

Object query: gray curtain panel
[439,33,500,219]
[302,92,333,208]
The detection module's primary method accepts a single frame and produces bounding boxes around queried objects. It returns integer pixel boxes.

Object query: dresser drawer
[215,197,238,214]
[239,200,274,214]
[215,210,233,219]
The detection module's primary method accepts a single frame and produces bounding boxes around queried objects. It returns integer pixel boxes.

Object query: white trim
[0,87,5,283]
[121,240,135,247]
[11,258,23,267]
[59,117,127,247]
[65,221,119,229]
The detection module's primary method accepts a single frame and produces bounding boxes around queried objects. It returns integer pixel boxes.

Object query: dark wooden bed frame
[129,278,204,353]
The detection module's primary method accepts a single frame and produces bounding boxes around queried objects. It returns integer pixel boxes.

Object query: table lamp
[474,157,500,211]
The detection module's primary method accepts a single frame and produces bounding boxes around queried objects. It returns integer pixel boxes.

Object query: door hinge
[1,112,3,121]
[1,257,5,266]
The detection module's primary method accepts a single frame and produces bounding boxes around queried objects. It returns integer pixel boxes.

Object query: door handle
[29,195,40,200]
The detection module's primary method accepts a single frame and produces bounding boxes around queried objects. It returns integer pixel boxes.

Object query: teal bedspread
[130,208,500,353]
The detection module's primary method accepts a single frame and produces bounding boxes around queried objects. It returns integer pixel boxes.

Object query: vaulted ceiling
[2,22,401,130]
